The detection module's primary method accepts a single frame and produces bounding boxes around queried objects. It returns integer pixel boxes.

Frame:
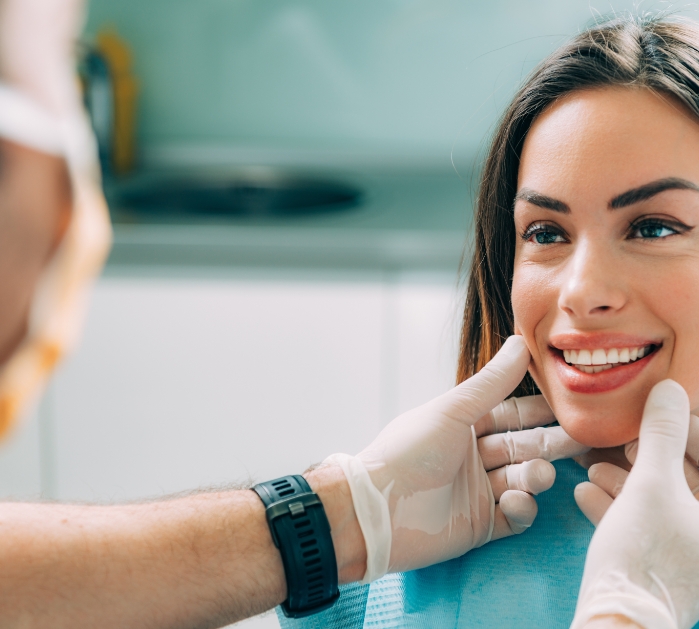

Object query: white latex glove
[571,380,699,629]
[325,336,589,582]
[575,412,699,528]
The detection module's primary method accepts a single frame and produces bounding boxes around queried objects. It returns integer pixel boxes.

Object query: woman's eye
[630,221,678,240]
[524,226,566,244]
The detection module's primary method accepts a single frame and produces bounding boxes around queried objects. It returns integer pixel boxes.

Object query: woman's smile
[548,334,662,394]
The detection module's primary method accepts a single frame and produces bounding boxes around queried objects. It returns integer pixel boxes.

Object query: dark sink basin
[115,173,362,219]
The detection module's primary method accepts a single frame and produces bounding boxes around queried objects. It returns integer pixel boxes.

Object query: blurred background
[0,1,694,627]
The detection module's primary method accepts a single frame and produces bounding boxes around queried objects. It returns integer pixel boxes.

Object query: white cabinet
[50,271,387,501]
[0,404,43,500]
[47,269,460,503]
[389,273,462,418]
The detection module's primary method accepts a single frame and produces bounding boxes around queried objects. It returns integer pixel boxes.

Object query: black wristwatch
[252,475,340,618]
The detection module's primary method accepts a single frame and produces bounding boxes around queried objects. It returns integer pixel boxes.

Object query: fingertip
[587,463,603,483]
[586,462,629,500]
[490,506,513,541]
[523,459,556,494]
[646,379,689,411]
[499,489,537,534]
[574,481,590,501]
[574,481,612,527]
[624,440,638,465]
[638,379,691,470]
[499,336,530,362]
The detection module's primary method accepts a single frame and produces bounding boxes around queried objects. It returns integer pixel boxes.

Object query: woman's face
[512,86,699,448]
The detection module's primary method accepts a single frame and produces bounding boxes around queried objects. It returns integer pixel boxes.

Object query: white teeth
[561,344,655,372]
[577,349,592,365]
[591,349,607,365]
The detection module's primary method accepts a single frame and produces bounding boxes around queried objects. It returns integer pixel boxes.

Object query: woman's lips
[550,345,659,394]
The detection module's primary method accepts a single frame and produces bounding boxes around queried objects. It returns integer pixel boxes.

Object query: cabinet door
[0,404,42,500]
[389,274,462,418]
[50,273,384,502]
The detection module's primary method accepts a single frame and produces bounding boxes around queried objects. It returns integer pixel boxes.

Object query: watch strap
[253,475,340,618]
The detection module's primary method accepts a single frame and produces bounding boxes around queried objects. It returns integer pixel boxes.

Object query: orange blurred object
[96,28,138,174]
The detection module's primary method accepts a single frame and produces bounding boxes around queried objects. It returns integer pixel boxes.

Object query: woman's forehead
[517,87,699,203]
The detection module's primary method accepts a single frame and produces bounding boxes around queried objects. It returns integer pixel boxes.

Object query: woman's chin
[532,367,651,447]
[554,406,641,448]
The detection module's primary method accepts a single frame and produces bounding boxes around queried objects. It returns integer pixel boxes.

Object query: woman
[285,13,699,629]
[461,14,699,450]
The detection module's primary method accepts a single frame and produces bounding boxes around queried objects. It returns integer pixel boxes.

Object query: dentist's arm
[0,465,364,628]
[572,380,699,629]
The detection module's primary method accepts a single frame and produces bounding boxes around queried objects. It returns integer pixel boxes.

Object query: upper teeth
[563,346,652,373]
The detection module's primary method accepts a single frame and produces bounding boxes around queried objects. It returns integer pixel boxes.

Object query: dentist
[0,0,588,625]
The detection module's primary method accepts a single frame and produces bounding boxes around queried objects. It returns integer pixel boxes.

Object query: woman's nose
[557,242,627,319]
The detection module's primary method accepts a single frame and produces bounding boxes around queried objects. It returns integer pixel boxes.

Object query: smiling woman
[459,15,699,449]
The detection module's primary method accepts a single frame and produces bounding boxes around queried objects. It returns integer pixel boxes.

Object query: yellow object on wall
[96,28,138,174]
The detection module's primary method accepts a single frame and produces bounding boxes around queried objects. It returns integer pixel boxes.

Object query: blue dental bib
[278,459,699,629]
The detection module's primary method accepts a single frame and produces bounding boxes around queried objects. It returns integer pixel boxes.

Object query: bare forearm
[0,491,284,628]
[0,465,364,628]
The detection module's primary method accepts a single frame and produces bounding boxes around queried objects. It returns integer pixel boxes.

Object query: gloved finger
[474,395,555,438]
[588,462,628,499]
[685,414,699,467]
[488,459,556,501]
[478,425,590,471]
[574,481,612,527]
[633,379,690,481]
[627,438,699,497]
[491,490,538,539]
[442,336,531,428]
[682,459,699,497]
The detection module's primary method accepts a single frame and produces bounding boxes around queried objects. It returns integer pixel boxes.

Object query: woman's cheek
[652,273,699,412]
[511,264,553,367]
[666,334,699,412]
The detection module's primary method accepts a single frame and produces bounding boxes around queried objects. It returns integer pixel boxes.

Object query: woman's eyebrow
[610,177,699,209]
[513,189,569,213]
[515,178,699,213]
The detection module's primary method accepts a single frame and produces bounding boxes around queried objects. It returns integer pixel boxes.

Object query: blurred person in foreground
[0,1,697,629]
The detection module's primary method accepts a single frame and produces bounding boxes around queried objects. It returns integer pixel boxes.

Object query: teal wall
[84,1,696,165]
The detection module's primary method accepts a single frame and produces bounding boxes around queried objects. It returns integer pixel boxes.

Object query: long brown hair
[457,13,699,396]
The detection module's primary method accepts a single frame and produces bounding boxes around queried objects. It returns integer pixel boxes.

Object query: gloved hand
[575,410,699,528]
[571,380,699,629]
[325,335,589,582]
